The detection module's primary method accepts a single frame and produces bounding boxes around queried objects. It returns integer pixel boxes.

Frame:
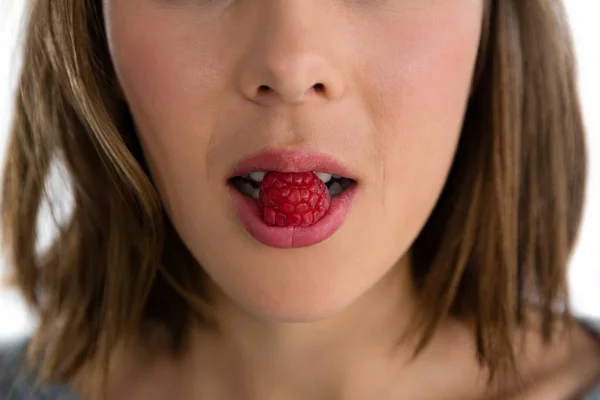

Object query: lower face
[103,0,484,321]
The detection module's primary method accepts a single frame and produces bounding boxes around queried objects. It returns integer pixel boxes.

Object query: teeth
[332,174,342,179]
[234,173,351,200]
[249,171,266,182]
[328,181,344,197]
[247,171,338,184]
[240,181,254,194]
[315,172,332,183]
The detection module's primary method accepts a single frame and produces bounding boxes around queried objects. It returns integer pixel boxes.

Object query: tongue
[258,171,331,227]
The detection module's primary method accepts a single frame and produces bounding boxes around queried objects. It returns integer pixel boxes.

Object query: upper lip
[229,149,358,180]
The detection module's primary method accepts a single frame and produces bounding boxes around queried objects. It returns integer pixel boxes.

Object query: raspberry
[258,172,330,227]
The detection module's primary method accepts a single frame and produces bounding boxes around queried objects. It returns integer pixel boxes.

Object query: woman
[1,0,600,398]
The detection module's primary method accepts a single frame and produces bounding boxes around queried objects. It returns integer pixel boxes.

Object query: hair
[1,0,586,395]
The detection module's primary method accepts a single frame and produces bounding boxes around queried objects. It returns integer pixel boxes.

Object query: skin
[101,0,600,398]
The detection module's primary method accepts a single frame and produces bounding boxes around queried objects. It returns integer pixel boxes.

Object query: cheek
[355,5,482,235]
[104,5,228,211]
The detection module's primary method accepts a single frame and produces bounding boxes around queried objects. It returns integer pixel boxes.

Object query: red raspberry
[258,172,330,227]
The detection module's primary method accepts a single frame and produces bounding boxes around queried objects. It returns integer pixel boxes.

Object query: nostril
[252,82,327,102]
[257,85,271,95]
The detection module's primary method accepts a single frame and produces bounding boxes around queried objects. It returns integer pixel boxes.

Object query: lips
[229,149,358,179]
[226,150,358,248]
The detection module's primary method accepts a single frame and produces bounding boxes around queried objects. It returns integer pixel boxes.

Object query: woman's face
[103,0,484,321]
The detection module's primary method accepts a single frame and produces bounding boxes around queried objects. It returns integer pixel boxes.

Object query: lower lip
[227,184,357,249]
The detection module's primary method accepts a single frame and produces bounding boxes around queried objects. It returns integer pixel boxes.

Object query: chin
[231,291,357,324]
[200,239,376,324]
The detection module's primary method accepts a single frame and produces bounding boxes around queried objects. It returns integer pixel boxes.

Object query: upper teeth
[314,172,332,183]
[246,171,334,183]
[249,171,266,182]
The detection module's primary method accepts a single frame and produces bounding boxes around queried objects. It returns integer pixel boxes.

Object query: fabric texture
[0,338,76,399]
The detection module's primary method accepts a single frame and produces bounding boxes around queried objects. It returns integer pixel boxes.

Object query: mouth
[225,150,359,248]
[228,172,356,201]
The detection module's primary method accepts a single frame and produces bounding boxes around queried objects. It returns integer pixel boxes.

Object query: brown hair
[1,0,586,393]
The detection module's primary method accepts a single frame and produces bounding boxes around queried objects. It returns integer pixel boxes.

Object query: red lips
[227,149,358,248]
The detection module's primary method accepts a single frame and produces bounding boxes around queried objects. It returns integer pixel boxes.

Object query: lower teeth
[328,181,344,197]
[235,180,260,200]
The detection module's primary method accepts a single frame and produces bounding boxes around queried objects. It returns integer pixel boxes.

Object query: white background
[0,2,599,342]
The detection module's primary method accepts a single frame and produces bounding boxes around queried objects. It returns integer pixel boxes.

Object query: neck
[176,256,422,400]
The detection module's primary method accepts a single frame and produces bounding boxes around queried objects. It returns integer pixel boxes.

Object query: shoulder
[0,338,78,399]
[587,386,600,400]
[482,314,600,399]
[0,337,32,399]
[579,317,600,400]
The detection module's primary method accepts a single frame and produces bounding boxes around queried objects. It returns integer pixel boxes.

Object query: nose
[237,3,346,106]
